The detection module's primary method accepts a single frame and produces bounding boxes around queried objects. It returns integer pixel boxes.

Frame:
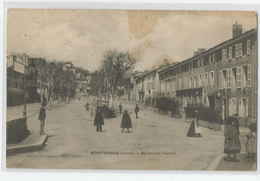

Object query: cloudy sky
[7,10,257,72]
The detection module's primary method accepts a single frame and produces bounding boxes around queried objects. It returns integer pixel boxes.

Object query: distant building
[75,73,91,93]
[7,53,29,106]
[131,58,171,103]
[63,62,76,74]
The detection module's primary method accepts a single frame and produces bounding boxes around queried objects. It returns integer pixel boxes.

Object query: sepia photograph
[4,8,258,171]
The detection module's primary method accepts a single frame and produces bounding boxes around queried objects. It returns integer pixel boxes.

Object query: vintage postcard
[5,9,258,171]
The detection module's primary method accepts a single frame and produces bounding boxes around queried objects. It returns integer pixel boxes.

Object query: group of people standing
[224,114,257,163]
[92,103,140,133]
[186,109,257,163]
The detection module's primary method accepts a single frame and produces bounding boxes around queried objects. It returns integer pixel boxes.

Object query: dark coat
[38,107,46,120]
[94,112,104,126]
[187,119,195,137]
[121,113,132,128]
[233,117,240,135]
[135,106,139,112]
[224,117,241,154]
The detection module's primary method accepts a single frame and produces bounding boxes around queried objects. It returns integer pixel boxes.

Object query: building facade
[158,25,257,127]
[7,54,29,106]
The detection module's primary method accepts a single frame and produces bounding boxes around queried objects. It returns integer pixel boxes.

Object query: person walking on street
[38,102,46,135]
[94,109,104,132]
[224,116,241,162]
[121,110,132,133]
[85,102,90,111]
[90,108,94,117]
[119,103,123,114]
[187,109,201,137]
[135,104,139,119]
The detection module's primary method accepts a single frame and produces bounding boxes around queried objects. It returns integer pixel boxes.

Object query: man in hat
[119,103,123,114]
[94,109,104,132]
[38,102,47,135]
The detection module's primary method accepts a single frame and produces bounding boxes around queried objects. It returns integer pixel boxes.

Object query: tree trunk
[40,79,42,104]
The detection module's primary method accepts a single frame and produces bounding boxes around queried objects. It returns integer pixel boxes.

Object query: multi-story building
[7,53,29,106]
[133,59,171,103]
[75,73,91,93]
[158,23,257,127]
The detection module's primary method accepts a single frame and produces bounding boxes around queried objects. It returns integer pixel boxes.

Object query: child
[90,108,93,117]
[245,122,257,162]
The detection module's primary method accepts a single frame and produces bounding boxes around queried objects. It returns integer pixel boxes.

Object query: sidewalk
[7,100,68,121]
[6,100,69,156]
[122,100,255,171]
[207,152,257,171]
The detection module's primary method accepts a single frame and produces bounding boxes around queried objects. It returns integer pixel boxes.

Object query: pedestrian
[38,102,47,135]
[119,103,123,114]
[233,113,240,135]
[121,110,132,133]
[90,108,94,117]
[224,116,241,162]
[187,109,201,137]
[85,102,90,111]
[94,109,104,132]
[135,104,139,119]
[245,122,257,163]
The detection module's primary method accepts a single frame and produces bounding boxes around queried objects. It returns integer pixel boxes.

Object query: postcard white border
[1,1,260,181]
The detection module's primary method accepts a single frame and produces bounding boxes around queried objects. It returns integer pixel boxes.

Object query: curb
[46,101,68,111]
[6,135,48,156]
[206,152,247,170]
[206,154,226,170]
[25,101,69,119]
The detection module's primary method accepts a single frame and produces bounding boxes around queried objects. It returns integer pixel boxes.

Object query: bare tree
[91,50,134,107]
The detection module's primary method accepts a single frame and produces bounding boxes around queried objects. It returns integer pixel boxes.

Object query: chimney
[194,52,198,56]
[198,48,206,54]
[233,22,242,38]
[151,66,155,70]
[164,59,168,65]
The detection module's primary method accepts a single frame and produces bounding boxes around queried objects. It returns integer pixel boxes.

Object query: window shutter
[239,99,242,117]
[239,43,242,57]
[247,40,251,54]
[219,71,222,88]
[248,65,251,87]
[245,99,248,117]
[228,46,232,59]
[235,44,239,58]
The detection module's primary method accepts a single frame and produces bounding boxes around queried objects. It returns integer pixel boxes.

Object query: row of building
[7,53,91,107]
[125,23,257,127]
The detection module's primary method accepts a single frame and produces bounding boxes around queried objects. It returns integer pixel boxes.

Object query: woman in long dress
[187,109,201,137]
[121,110,132,133]
[224,116,241,162]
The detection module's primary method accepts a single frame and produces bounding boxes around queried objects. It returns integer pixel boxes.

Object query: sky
[7,10,257,72]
